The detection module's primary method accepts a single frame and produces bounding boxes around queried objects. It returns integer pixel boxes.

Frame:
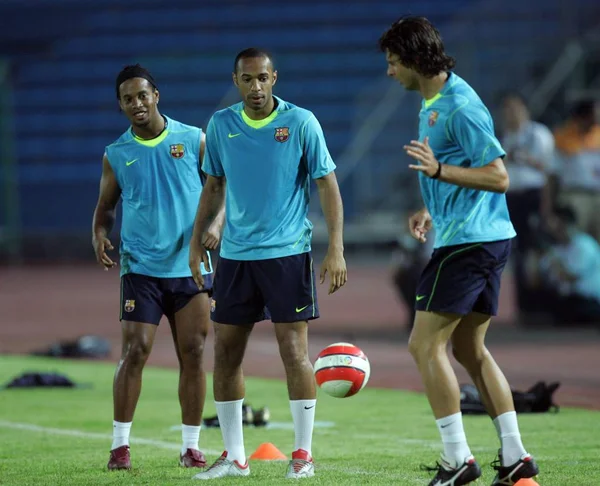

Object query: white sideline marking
[0,420,222,455]
[267,420,335,430]
[0,420,409,480]
[169,421,336,432]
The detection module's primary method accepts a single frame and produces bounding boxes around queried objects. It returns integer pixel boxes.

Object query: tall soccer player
[188,48,347,480]
[379,17,539,486]
[92,64,224,471]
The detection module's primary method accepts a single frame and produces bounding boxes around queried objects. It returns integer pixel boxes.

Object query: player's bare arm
[408,207,432,243]
[198,133,226,251]
[404,136,509,193]
[203,176,226,251]
[92,154,122,270]
[189,174,226,288]
[315,172,347,294]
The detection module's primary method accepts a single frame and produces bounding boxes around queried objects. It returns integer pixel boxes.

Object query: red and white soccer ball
[313,342,370,398]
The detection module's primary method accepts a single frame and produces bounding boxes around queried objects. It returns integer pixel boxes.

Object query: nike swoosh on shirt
[295,305,309,313]
[125,159,139,166]
[416,295,427,302]
[228,133,241,138]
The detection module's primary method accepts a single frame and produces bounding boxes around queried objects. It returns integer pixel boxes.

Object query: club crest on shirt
[170,144,185,158]
[210,299,216,313]
[274,127,290,143]
[124,300,135,312]
[428,111,439,127]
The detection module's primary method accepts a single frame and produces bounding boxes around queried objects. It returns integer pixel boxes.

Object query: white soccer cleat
[285,449,315,479]
[192,451,250,480]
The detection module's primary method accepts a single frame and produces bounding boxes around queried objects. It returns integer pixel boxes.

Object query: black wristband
[430,162,442,179]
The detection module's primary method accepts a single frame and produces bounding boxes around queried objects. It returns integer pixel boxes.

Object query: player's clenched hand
[189,241,210,289]
[404,137,439,177]
[408,208,432,243]
[202,223,221,251]
[320,248,347,295]
[92,234,116,271]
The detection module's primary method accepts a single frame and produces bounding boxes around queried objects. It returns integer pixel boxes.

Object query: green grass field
[0,355,598,485]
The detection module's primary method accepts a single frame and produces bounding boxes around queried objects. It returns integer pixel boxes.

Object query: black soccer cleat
[422,454,482,486]
[491,452,539,485]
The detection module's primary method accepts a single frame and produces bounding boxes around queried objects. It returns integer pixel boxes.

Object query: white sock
[181,424,201,455]
[215,399,246,464]
[289,399,316,456]
[493,411,527,466]
[111,420,132,450]
[436,412,472,467]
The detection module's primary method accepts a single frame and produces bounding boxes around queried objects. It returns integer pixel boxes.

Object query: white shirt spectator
[502,121,555,192]
[554,148,600,192]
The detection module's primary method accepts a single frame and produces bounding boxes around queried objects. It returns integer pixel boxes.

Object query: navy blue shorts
[120,273,214,325]
[415,239,511,316]
[211,252,319,325]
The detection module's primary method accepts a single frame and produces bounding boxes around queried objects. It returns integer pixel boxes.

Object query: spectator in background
[499,93,555,321]
[553,99,600,241]
[529,205,600,325]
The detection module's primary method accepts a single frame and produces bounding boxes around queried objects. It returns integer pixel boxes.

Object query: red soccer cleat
[107,445,131,470]
[180,448,207,468]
